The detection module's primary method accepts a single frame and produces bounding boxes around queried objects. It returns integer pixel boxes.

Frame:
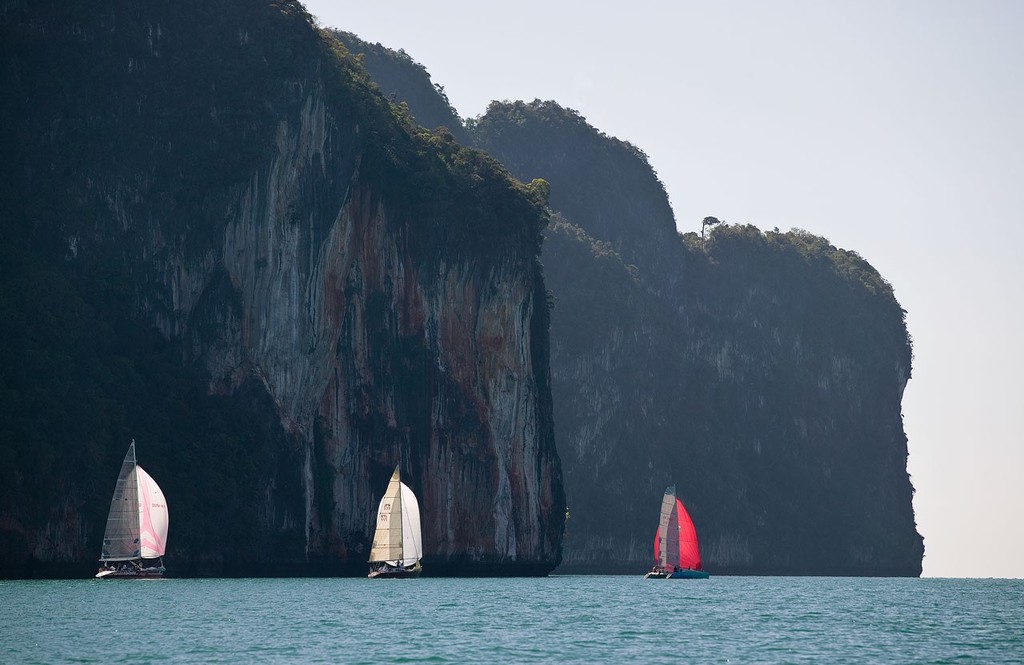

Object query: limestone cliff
[0,0,563,576]
[476,101,922,576]
[342,30,924,575]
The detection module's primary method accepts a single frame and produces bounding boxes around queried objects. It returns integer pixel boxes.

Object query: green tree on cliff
[701,216,723,248]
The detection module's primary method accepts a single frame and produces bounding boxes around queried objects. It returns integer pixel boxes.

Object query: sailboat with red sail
[644,485,709,579]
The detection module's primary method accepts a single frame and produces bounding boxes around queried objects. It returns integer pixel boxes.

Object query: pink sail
[652,490,702,571]
[137,466,168,558]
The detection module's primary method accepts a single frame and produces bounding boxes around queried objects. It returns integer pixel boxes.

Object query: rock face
[477,102,922,576]
[0,0,563,576]
[342,31,924,575]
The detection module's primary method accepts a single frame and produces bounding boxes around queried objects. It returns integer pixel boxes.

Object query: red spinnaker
[653,497,702,571]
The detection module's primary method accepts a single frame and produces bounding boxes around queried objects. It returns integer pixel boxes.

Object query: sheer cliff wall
[0,0,563,577]
[476,102,922,576]
[340,30,924,576]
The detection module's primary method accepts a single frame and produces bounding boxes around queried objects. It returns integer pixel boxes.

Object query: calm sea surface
[1,576,1021,663]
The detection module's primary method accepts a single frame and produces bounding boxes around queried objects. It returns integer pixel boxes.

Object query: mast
[397,452,405,564]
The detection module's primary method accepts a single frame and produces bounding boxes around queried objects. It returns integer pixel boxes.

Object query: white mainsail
[99,441,169,562]
[657,486,679,569]
[368,466,422,566]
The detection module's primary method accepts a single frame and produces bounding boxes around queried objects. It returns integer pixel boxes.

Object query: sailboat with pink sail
[95,441,169,578]
[643,485,709,579]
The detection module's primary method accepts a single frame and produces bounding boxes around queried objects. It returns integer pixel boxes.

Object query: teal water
[1,576,1021,663]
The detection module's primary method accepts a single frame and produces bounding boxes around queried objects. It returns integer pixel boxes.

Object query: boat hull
[644,568,709,580]
[368,568,421,579]
[96,561,165,579]
[368,561,422,579]
[96,568,165,579]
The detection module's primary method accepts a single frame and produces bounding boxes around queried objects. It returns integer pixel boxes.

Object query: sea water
[1,576,1021,663]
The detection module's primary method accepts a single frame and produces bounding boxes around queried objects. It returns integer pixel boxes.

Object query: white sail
[657,487,679,568]
[369,468,404,563]
[369,466,422,566]
[398,481,422,564]
[137,466,168,558]
[100,443,141,561]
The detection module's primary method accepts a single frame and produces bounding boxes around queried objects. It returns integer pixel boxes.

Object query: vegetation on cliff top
[329,30,470,145]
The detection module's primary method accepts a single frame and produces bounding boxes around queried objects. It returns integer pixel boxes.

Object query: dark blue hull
[644,567,710,579]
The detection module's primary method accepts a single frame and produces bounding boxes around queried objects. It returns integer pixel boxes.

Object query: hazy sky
[302,0,1024,579]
